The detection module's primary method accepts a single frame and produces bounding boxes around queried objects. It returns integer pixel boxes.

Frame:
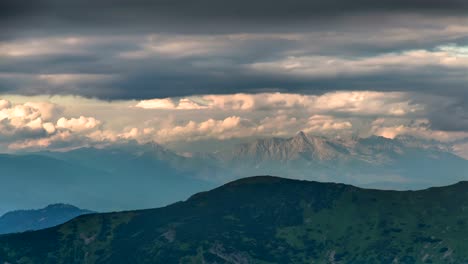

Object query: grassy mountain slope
[1,176,468,263]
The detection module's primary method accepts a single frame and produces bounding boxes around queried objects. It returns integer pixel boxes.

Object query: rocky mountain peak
[294,131,309,140]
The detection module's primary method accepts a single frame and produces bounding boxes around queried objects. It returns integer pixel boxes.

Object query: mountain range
[1,176,467,263]
[0,204,93,235]
[216,132,468,189]
[1,132,467,213]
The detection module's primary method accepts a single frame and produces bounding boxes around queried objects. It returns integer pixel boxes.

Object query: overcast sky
[0,0,467,154]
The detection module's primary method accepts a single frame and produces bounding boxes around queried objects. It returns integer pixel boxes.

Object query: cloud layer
[1,12,467,100]
[2,91,467,156]
[2,0,467,35]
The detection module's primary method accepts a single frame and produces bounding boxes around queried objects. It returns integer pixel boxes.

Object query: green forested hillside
[1,176,468,263]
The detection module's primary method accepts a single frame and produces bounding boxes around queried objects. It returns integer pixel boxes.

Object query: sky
[1,0,467,155]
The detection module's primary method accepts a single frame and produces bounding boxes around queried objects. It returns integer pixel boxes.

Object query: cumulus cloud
[0,99,106,150]
[154,116,245,142]
[130,114,350,143]
[136,98,210,110]
[1,91,467,152]
[305,115,352,133]
[0,99,10,109]
[309,91,424,116]
[56,116,101,132]
[370,118,468,142]
[0,100,59,138]
[130,92,468,144]
[135,98,176,109]
[135,91,423,117]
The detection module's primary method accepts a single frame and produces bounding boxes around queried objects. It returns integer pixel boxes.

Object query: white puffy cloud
[2,91,467,152]
[0,99,11,109]
[154,116,245,142]
[135,98,177,109]
[304,115,352,133]
[0,100,59,137]
[0,99,106,150]
[135,91,423,117]
[370,118,468,142]
[132,114,353,143]
[136,98,209,110]
[22,101,59,120]
[42,122,56,134]
[56,116,101,132]
[255,115,301,137]
[309,91,423,116]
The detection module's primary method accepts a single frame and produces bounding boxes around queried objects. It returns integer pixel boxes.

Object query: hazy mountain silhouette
[2,134,467,213]
[0,204,94,235]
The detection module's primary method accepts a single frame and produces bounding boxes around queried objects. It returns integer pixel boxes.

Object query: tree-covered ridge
[1,176,468,263]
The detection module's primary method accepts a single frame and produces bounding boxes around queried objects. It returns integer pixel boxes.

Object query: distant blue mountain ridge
[0,203,94,234]
[1,132,467,214]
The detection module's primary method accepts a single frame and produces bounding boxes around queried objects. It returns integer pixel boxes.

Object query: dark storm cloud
[429,101,468,132]
[2,0,468,21]
[1,0,468,35]
[1,57,466,101]
[1,30,467,100]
